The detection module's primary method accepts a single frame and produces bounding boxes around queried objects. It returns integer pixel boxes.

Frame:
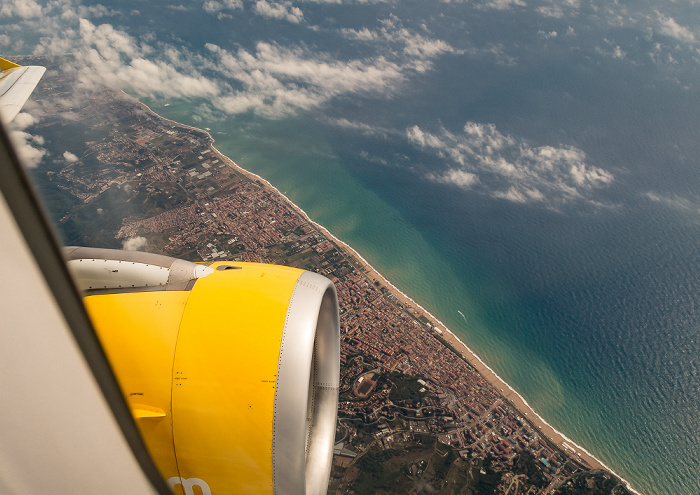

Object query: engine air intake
[69,248,340,495]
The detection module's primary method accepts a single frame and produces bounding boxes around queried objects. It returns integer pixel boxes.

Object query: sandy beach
[215,143,609,467]
[211,141,643,493]
[136,98,639,494]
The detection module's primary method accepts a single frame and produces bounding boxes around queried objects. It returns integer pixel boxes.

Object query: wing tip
[0,57,22,71]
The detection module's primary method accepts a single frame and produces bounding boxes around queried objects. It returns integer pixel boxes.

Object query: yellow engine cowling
[65,247,340,495]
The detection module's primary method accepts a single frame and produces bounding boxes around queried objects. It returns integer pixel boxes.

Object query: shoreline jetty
[135,98,640,495]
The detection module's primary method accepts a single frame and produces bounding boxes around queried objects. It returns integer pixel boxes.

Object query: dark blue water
[154,105,700,495]
[6,0,700,492]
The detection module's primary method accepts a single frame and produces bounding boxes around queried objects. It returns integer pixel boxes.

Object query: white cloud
[325,117,393,136]
[645,191,700,214]
[123,236,148,251]
[493,186,545,203]
[9,130,46,167]
[441,0,524,10]
[359,150,388,166]
[34,19,221,101]
[254,0,304,23]
[647,41,681,66]
[13,6,457,120]
[536,6,564,18]
[407,122,613,206]
[596,41,627,60]
[341,16,459,72]
[78,19,139,59]
[12,112,37,129]
[535,0,579,18]
[428,169,479,189]
[341,27,379,41]
[203,0,243,14]
[6,112,45,167]
[204,41,404,116]
[25,11,440,119]
[63,151,79,162]
[656,13,695,43]
[468,43,516,65]
[0,0,42,19]
[76,4,119,19]
[479,0,525,10]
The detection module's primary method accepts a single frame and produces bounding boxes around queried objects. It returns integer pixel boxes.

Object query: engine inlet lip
[272,271,340,495]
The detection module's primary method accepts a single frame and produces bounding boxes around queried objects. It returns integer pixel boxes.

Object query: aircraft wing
[0,120,169,494]
[0,57,46,124]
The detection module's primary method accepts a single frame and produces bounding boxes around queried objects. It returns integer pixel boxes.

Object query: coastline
[135,98,641,495]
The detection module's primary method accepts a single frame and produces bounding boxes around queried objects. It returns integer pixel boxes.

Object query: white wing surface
[0,58,46,124]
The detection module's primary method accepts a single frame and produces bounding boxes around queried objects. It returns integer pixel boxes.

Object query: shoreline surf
[134,97,642,495]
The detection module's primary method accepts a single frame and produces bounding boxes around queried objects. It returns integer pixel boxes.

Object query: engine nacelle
[65,247,340,495]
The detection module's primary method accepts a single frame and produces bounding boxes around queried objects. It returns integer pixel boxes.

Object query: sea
[5,0,700,493]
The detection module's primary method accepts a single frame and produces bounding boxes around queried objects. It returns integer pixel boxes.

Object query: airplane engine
[64,247,340,495]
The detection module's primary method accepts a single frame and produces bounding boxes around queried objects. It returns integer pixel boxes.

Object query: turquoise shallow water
[145,103,699,495]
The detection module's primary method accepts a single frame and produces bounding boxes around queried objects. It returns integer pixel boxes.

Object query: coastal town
[25,59,634,495]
